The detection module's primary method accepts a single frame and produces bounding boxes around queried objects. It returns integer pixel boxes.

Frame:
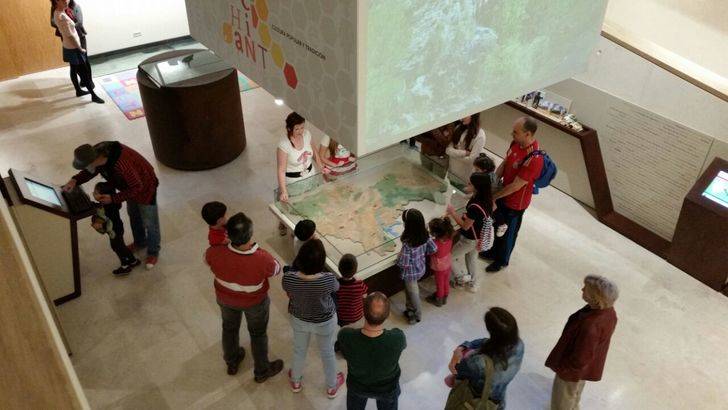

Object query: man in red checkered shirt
[63,141,161,269]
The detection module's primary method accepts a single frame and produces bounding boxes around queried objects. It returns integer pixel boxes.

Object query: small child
[397,208,437,324]
[473,153,507,237]
[293,219,316,255]
[336,254,368,326]
[425,217,454,307]
[201,201,230,246]
[91,182,140,276]
[319,134,356,177]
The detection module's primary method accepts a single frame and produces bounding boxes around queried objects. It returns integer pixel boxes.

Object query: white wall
[605,0,728,77]
[81,0,190,55]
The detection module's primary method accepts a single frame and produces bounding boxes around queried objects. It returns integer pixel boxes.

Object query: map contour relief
[276,158,467,268]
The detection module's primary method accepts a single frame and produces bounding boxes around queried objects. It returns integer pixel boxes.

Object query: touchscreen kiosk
[26,179,62,207]
[669,158,728,292]
[3,169,94,305]
[701,171,728,208]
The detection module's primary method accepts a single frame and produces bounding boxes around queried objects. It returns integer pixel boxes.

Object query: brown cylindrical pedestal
[137,49,245,170]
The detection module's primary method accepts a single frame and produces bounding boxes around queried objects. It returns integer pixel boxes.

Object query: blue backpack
[524,150,557,194]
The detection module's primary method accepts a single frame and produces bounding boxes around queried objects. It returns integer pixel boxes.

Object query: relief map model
[277,159,467,263]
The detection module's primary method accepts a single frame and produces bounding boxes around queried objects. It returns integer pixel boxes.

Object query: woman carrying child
[425,217,454,307]
[446,172,494,292]
[397,209,437,325]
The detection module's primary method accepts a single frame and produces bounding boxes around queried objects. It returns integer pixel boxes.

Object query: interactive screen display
[365,0,608,153]
[26,179,61,206]
[702,170,728,208]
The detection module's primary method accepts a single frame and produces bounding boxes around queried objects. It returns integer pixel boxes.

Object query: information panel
[601,102,713,239]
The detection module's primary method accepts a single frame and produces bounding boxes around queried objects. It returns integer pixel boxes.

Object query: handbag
[468,203,494,252]
[444,355,498,410]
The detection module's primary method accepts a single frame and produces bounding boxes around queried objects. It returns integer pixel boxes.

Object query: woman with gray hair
[545,275,619,410]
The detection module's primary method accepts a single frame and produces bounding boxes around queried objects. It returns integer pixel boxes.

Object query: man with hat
[63,141,161,269]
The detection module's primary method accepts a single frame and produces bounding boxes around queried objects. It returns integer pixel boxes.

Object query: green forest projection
[365,0,607,151]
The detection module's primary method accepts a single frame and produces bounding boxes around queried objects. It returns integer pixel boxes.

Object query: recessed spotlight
[274,99,284,106]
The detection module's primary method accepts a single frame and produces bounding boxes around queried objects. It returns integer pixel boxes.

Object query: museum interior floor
[1,61,728,410]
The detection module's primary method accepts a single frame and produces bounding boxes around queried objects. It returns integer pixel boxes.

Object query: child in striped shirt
[336,254,368,326]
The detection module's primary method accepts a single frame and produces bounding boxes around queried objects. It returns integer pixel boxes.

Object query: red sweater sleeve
[111,159,143,204]
[72,169,97,185]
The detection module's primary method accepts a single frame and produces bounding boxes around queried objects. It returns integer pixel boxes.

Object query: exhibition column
[137,49,246,170]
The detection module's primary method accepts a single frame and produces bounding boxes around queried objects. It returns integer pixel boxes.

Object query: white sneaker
[496,224,508,237]
[466,281,479,293]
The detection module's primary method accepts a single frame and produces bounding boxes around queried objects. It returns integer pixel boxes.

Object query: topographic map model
[278,159,467,265]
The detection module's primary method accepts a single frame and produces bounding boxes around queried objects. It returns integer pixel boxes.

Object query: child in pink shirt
[426,217,454,307]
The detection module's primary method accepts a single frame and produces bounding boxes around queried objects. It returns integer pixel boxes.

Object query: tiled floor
[1,59,728,409]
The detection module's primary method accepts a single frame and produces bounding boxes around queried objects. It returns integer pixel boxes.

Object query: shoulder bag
[444,354,498,410]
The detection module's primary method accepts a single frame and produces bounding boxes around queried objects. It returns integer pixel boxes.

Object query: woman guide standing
[276,112,326,235]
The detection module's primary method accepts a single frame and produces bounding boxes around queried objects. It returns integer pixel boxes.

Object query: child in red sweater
[426,217,454,307]
[201,201,230,246]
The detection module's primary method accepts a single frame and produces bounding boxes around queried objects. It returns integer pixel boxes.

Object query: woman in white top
[277,113,326,235]
[277,112,326,201]
[445,113,486,183]
[52,0,104,104]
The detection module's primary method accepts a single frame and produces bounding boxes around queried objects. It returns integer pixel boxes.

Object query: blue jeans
[290,315,338,388]
[126,199,161,256]
[347,385,400,410]
[490,200,525,266]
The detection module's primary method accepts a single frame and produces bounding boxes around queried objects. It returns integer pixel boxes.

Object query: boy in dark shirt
[334,254,368,352]
[336,254,368,325]
[293,219,316,256]
[91,182,140,275]
[201,201,230,246]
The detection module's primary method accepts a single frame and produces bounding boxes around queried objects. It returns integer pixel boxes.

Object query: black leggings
[69,36,95,93]
[70,61,94,91]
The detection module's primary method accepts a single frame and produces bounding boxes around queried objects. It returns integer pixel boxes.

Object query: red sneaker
[326,372,345,399]
[288,369,302,393]
[145,255,158,270]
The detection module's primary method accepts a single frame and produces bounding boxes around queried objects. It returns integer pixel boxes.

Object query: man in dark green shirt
[337,292,407,410]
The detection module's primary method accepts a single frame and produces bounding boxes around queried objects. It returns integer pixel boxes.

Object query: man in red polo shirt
[485,117,543,272]
[205,212,284,381]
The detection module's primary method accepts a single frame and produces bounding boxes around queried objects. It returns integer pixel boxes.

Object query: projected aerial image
[365,0,607,152]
